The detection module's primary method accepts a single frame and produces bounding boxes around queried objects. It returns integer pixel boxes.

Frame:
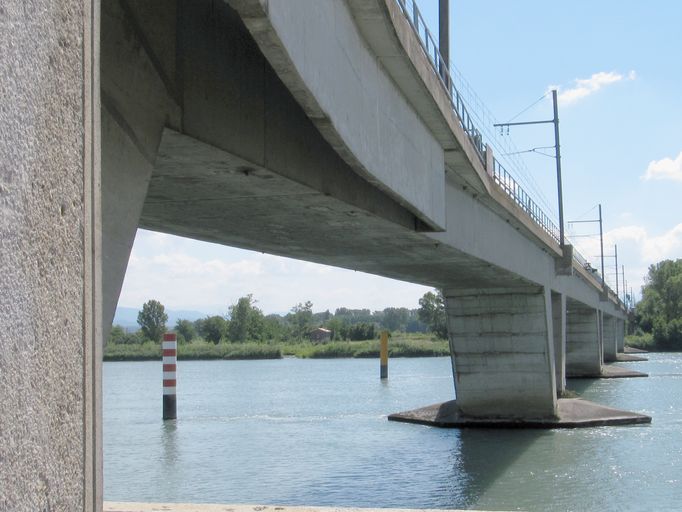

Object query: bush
[625,333,654,350]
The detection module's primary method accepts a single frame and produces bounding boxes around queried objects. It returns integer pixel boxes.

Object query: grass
[104,340,282,361]
[103,334,449,361]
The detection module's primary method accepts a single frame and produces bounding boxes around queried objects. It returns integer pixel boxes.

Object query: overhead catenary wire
[507,92,550,123]
[447,63,558,219]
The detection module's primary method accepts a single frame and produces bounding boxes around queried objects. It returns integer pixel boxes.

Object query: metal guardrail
[392,0,622,305]
[394,0,486,160]
[393,0,556,242]
[491,160,561,243]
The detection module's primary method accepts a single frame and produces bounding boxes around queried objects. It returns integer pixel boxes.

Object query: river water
[104,354,682,511]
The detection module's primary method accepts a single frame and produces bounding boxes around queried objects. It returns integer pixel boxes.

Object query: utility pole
[622,265,626,303]
[599,204,604,290]
[494,89,565,247]
[614,244,619,296]
[439,0,450,86]
[552,90,565,248]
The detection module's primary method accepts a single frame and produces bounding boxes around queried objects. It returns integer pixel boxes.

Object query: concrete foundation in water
[388,398,652,428]
[616,353,648,362]
[568,364,648,379]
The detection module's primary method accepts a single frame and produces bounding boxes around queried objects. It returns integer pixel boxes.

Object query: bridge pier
[617,319,626,353]
[566,304,602,377]
[443,286,558,419]
[602,314,618,362]
[551,292,567,395]
[389,286,650,427]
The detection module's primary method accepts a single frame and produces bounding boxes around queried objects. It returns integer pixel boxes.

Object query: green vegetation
[625,332,654,351]
[137,299,168,342]
[104,340,282,361]
[418,290,447,339]
[106,291,450,361]
[629,259,682,351]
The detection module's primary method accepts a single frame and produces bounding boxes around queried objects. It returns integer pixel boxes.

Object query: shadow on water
[566,378,598,395]
[444,428,547,509]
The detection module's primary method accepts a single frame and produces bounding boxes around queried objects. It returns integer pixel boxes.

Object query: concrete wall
[0,0,100,510]
[566,305,602,377]
[445,287,557,419]
[551,292,566,394]
[602,314,617,362]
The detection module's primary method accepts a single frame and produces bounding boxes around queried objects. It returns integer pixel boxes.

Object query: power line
[507,92,550,123]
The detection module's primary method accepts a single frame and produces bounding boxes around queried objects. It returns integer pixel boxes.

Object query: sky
[118,0,682,317]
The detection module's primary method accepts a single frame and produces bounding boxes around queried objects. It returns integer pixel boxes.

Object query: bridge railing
[392,0,623,307]
[491,160,561,243]
[394,0,486,161]
[392,0,557,242]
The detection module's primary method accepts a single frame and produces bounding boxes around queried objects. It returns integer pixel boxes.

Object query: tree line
[632,258,682,350]
[109,291,448,345]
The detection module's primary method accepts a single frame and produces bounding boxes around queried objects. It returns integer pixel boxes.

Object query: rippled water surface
[104,354,682,511]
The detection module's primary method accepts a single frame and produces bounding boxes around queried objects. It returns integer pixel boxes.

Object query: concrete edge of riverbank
[103,503,499,512]
[388,398,652,428]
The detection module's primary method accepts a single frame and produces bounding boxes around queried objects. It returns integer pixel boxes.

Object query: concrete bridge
[1,0,648,510]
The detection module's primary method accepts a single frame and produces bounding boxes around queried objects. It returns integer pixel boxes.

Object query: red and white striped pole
[162,333,177,420]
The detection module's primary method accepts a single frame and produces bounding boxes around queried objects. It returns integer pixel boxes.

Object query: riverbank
[625,333,682,352]
[103,336,449,361]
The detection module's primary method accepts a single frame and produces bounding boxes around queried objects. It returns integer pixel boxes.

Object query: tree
[636,259,682,349]
[200,315,229,344]
[137,299,168,343]
[228,294,264,342]
[289,301,314,339]
[381,307,409,332]
[175,319,197,344]
[418,290,448,339]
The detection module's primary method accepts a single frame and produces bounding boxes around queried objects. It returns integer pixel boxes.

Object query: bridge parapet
[390,0,625,312]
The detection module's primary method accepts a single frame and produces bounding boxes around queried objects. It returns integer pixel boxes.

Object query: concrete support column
[100,0,180,336]
[0,0,100,509]
[566,305,602,377]
[602,314,617,362]
[444,286,557,419]
[616,319,626,352]
[551,292,566,395]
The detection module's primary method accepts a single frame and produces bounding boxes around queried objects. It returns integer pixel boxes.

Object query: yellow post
[380,330,389,379]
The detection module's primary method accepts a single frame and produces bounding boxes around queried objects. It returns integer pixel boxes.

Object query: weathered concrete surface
[104,504,492,512]
[228,0,447,230]
[0,0,100,510]
[444,287,557,419]
[616,353,649,362]
[566,305,602,377]
[551,292,566,394]
[602,315,617,362]
[388,398,651,428]
[625,346,649,354]
[568,365,648,379]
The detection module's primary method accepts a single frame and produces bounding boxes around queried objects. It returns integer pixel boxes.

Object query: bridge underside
[102,0,647,427]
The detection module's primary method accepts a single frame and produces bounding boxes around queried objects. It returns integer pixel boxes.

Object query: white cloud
[642,152,682,182]
[551,70,635,106]
[118,230,432,314]
[570,223,682,291]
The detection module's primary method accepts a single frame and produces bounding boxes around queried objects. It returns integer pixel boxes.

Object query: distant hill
[113,306,208,331]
